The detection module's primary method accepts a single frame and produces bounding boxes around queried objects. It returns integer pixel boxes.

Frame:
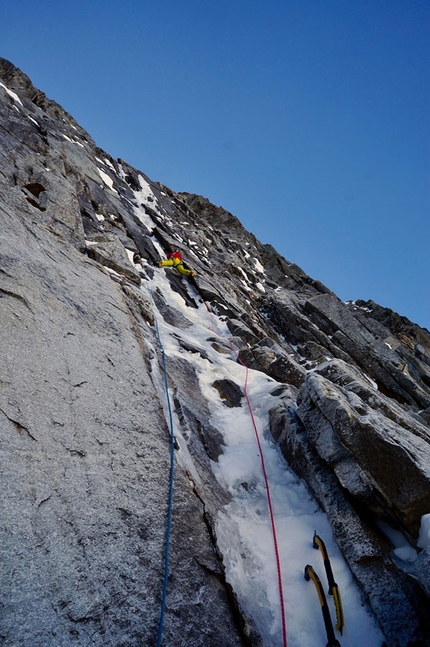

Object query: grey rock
[86,233,142,284]
[306,294,430,409]
[415,547,430,597]
[266,353,306,388]
[239,341,306,389]
[212,379,244,407]
[151,288,194,329]
[420,407,430,425]
[226,318,259,345]
[297,371,430,537]
[239,345,277,373]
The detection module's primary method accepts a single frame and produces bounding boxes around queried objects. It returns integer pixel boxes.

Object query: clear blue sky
[2,0,429,329]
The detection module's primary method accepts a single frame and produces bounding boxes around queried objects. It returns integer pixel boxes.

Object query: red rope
[204,301,287,646]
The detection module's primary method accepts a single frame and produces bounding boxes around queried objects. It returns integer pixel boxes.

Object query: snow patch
[378,519,418,562]
[138,175,158,202]
[253,257,265,274]
[418,513,430,549]
[97,168,118,194]
[0,81,23,106]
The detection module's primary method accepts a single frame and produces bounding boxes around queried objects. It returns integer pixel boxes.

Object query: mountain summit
[1,58,430,647]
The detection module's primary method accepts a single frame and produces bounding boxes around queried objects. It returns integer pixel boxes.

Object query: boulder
[239,341,306,388]
[212,379,244,408]
[226,318,258,345]
[297,371,430,537]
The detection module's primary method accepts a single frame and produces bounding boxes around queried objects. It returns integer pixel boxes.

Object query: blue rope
[154,314,175,647]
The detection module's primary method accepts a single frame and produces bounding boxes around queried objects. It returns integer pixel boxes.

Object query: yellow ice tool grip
[313,532,345,635]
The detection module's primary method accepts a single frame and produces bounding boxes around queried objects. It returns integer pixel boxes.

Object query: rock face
[1,58,430,646]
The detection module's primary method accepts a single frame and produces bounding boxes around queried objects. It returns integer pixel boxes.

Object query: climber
[158,250,195,277]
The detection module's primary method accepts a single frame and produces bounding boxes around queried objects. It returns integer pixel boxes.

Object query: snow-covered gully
[140,260,385,647]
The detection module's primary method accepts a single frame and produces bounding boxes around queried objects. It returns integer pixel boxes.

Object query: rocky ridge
[1,58,430,646]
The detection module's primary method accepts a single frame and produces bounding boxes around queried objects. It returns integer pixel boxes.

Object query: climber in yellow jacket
[159,250,195,277]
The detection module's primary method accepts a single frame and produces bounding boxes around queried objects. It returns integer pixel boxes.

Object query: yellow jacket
[159,257,194,277]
